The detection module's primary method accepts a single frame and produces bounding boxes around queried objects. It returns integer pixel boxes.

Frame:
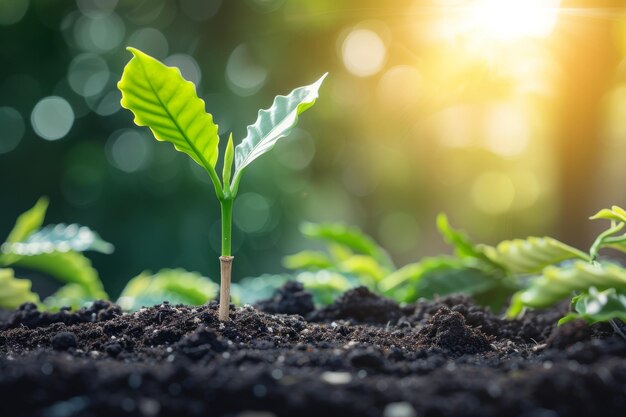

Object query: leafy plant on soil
[507,206,626,327]
[0,198,112,310]
[118,47,326,320]
[284,215,589,312]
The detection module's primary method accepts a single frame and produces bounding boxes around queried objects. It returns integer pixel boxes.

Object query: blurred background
[1,0,626,296]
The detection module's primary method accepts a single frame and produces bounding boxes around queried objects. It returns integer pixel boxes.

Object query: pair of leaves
[0,198,112,309]
[589,206,626,259]
[117,269,219,311]
[118,48,326,196]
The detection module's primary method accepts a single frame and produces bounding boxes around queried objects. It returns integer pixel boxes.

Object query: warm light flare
[468,0,561,41]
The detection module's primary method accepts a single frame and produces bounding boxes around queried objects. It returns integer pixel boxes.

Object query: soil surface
[1,284,625,417]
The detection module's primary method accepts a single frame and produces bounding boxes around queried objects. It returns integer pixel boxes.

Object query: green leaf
[379,256,501,303]
[5,197,49,244]
[436,213,490,261]
[117,269,218,311]
[118,48,220,175]
[43,283,93,311]
[339,255,387,284]
[507,261,626,317]
[232,73,327,189]
[480,237,589,274]
[283,250,333,270]
[0,268,40,309]
[300,222,395,272]
[234,271,356,307]
[9,251,107,299]
[1,223,114,256]
[589,206,626,223]
[559,287,626,325]
[223,133,235,188]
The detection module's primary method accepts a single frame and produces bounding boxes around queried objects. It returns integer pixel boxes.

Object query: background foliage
[2,0,626,298]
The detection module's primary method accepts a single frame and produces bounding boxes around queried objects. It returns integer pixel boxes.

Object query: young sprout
[118,48,326,320]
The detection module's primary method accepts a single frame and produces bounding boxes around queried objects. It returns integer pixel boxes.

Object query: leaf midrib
[137,59,215,175]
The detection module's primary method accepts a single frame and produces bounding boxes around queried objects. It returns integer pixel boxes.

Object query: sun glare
[468,0,561,41]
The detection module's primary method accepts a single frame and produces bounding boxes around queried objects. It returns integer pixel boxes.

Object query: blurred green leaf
[118,48,220,174]
[9,251,107,299]
[233,73,327,190]
[234,271,355,307]
[436,213,495,264]
[283,250,333,270]
[559,287,626,325]
[117,268,218,311]
[339,255,386,284]
[2,223,114,256]
[480,237,589,274]
[5,197,49,244]
[0,268,40,309]
[43,283,93,311]
[507,261,626,317]
[300,222,395,271]
[380,256,502,304]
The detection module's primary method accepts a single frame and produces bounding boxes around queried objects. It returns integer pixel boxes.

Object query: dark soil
[1,285,625,417]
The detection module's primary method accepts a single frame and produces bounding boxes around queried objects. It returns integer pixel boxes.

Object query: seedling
[118,48,326,320]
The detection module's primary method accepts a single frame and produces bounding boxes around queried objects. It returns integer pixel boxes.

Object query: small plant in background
[117,47,327,320]
[0,198,112,309]
[507,205,626,334]
[284,215,590,312]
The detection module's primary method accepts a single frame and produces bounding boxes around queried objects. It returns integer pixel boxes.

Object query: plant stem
[219,198,234,321]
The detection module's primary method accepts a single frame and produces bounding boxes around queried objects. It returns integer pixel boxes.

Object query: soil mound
[255,281,314,316]
[308,286,402,323]
[416,307,492,354]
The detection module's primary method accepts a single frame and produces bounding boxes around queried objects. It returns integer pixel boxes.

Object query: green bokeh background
[2,0,626,297]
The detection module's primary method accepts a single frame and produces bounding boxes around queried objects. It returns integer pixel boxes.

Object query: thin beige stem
[219,256,234,321]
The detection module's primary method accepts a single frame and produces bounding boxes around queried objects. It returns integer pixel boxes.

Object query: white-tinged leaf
[559,287,626,325]
[1,223,114,256]
[233,73,327,185]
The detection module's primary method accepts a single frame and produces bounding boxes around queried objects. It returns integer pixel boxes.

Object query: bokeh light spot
[471,171,515,215]
[165,54,202,86]
[342,28,386,77]
[179,0,221,21]
[0,107,25,154]
[274,128,316,170]
[128,28,169,60]
[31,96,74,141]
[67,53,110,97]
[226,44,267,96]
[74,12,125,52]
[106,129,152,173]
[0,0,29,25]
[234,193,272,234]
[377,65,422,109]
[76,0,118,17]
[483,104,530,157]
